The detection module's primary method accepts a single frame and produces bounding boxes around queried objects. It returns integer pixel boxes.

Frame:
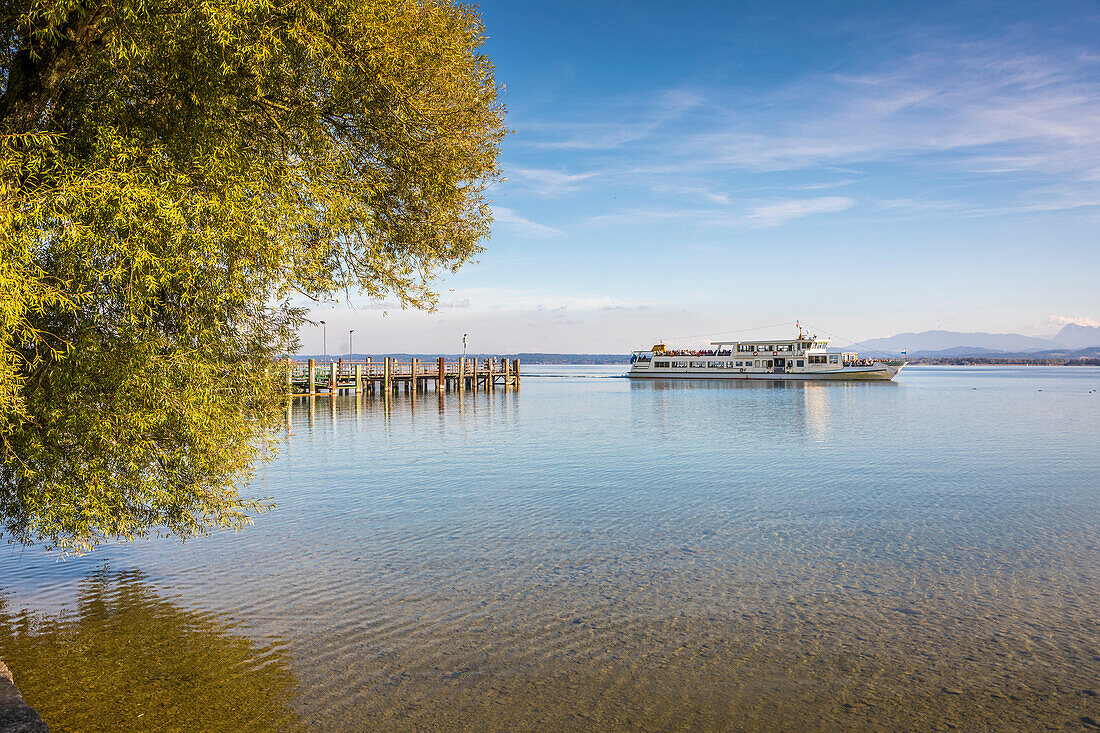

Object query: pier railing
[286,357,519,395]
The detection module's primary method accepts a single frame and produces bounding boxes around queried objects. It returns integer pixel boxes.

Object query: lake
[2,366,1099,731]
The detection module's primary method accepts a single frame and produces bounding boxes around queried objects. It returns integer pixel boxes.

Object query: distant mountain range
[849,323,1100,357]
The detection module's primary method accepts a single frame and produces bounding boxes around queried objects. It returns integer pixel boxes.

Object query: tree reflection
[0,568,300,732]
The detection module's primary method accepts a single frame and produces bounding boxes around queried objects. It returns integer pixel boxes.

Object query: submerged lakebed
[2,366,1099,731]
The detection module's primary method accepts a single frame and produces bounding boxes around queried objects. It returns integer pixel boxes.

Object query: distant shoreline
[907,357,1100,366]
[290,353,632,365]
[287,353,1100,367]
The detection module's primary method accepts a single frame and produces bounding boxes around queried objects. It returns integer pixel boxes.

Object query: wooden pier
[287,357,520,395]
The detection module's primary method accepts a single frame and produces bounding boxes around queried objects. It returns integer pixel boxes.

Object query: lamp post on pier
[320,320,327,362]
[463,333,468,358]
[349,329,355,359]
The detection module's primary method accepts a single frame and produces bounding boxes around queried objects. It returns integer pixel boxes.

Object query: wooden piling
[287,355,518,396]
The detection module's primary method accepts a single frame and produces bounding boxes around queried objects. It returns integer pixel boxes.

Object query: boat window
[673,361,687,368]
[828,355,839,363]
[809,355,827,364]
[691,362,706,368]
[654,361,669,368]
[797,360,804,367]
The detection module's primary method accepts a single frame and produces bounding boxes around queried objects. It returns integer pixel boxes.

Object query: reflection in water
[630,377,898,434]
[0,569,299,733]
[633,375,846,441]
[286,384,521,441]
[803,383,829,439]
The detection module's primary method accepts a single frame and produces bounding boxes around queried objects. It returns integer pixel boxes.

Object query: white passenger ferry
[629,327,905,381]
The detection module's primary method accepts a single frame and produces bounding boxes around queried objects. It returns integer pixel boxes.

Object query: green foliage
[0,0,504,552]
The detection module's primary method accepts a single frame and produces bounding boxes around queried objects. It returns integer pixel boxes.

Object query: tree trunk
[0,3,110,134]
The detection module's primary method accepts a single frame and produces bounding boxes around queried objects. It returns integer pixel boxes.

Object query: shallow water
[2,366,1099,731]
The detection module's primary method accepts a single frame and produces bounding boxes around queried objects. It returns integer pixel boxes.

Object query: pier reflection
[285,385,520,444]
[0,569,300,733]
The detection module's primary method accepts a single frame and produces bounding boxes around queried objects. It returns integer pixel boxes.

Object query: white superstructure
[629,328,904,381]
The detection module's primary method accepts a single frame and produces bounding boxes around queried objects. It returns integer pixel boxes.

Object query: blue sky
[301,0,1100,355]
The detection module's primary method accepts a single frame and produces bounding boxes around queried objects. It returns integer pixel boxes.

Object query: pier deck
[287,357,519,395]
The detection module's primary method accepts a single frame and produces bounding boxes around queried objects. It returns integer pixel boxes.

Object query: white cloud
[451,287,648,313]
[745,197,856,227]
[506,166,600,196]
[692,43,1100,187]
[519,89,705,150]
[1043,314,1100,329]
[524,39,1100,215]
[492,206,565,238]
[589,197,855,228]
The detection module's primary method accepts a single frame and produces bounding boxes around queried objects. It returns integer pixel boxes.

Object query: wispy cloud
[518,89,705,150]
[745,197,856,227]
[492,206,565,238]
[452,287,649,313]
[506,166,601,196]
[692,42,1100,187]
[588,196,855,228]
[793,179,859,191]
[513,36,1100,218]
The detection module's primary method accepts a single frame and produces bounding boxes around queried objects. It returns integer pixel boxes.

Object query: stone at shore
[0,660,48,733]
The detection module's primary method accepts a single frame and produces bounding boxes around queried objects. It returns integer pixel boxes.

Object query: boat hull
[628,361,905,381]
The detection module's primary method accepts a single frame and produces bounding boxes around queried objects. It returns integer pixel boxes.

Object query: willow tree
[0,0,504,553]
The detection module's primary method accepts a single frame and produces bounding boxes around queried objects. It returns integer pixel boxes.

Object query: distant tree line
[909,358,1100,366]
[297,353,633,365]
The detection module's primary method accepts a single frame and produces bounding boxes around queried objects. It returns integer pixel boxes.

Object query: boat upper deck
[642,336,832,358]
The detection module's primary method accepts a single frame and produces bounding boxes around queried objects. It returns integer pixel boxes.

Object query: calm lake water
[2,366,1099,731]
